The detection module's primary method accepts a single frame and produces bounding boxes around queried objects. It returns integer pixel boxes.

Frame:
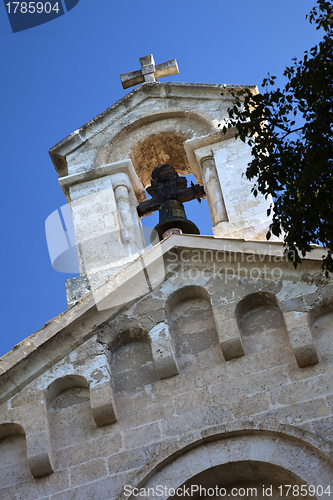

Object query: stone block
[248,435,279,463]
[90,381,117,427]
[34,471,70,498]
[0,461,32,488]
[148,323,178,379]
[9,388,43,409]
[311,415,333,445]
[26,430,54,478]
[153,356,178,380]
[283,311,319,367]
[123,421,161,449]
[113,363,158,393]
[161,405,234,438]
[136,314,156,333]
[244,366,290,396]
[279,296,307,313]
[226,346,294,380]
[285,361,324,383]
[304,461,333,490]
[48,397,97,448]
[269,374,333,406]
[215,317,245,360]
[107,447,148,474]
[232,391,270,420]
[174,328,219,357]
[116,398,172,430]
[293,344,320,368]
[209,367,289,408]
[207,436,251,465]
[173,387,211,415]
[319,284,333,300]
[112,343,152,374]
[269,397,331,425]
[276,282,318,303]
[303,292,320,307]
[144,308,166,324]
[56,432,122,469]
[220,336,245,361]
[70,458,108,487]
[8,469,70,500]
[51,474,124,500]
[66,275,92,308]
[0,485,17,500]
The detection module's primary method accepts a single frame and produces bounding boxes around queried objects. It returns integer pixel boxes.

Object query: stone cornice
[58,159,145,202]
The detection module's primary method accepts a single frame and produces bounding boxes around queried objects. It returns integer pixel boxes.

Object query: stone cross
[120,55,179,89]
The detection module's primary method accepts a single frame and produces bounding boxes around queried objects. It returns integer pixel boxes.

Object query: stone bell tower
[49,55,273,307]
[1,55,332,499]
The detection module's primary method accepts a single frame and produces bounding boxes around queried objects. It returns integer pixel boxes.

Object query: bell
[151,199,200,243]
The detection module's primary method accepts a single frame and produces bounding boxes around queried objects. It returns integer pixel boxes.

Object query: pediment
[49,82,257,179]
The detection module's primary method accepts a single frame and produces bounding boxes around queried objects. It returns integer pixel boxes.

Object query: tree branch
[280,126,304,140]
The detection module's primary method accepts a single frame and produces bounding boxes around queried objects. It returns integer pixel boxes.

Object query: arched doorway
[172,461,315,499]
[127,430,333,500]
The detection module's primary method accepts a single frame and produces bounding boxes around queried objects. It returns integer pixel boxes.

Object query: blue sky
[0,0,322,358]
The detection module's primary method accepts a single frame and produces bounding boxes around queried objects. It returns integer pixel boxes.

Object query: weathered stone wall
[1,251,333,499]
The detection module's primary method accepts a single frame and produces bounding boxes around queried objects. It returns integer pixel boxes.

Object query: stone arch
[46,374,90,406]
[0,422,26,440]
[108,325,150,352]
[235,292,290,355]
[165,284,211,316]
[308,299,333,363]
[95,108,218,189]
[308,298,333,328]
[125,425,333,500]
[166,285,222,371]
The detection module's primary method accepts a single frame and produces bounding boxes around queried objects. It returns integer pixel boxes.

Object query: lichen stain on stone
[130,131,191,188]
[90,368,104,383]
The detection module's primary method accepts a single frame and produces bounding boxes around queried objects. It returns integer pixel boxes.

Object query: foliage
[222,0,333,274]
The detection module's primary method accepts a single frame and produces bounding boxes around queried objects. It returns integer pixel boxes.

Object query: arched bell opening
[131,134,211,242]
[130,132,195,190]
[92,112,219,247]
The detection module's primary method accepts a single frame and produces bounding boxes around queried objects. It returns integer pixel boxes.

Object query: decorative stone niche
[108,327,158,393]
[0,424,32,486]
[166,285,222,371]
[309,303,333,364]
[235,292,290,356]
